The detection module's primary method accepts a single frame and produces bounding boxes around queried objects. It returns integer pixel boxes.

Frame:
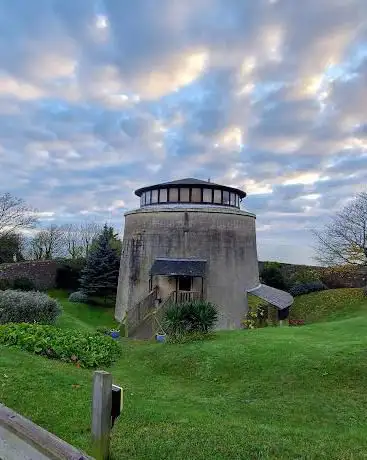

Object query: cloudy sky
[1,0,367,264]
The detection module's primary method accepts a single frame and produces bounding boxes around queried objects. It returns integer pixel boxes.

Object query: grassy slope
[1,289,367,459]
[290,288,366,322]
[49,289,118,332]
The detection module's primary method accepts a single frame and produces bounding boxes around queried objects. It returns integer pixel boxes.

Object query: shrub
[68,291,89,303]
[290,268,321,285]
[55,259,85,291]
[13,277,35,291]
[243,296,269,329]
[0,290,61,324]
[363,286,367,297]
[260,262,287,290]
[0,323,121,368]
[289,281,327,297]
[0,279,11,290]
[164,301,218,335]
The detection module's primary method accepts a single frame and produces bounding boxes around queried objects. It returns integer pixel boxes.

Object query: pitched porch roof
[150,258,207,277]
[247,284,294,310]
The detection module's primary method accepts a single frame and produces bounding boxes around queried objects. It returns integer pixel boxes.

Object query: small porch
[150,258,207,304]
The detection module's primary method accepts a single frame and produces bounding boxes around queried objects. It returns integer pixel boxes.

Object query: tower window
[203,188,212,203]
[223,191,230,205]
[191,188,201,202]
[151,189,158,203]
[180,188,190,202]
[159,188,167,202]
[213,189,222,204]
[169,188,179,202]
[230,193,236,206]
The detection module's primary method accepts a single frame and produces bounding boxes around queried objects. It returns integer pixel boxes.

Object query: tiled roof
[150,258,207,277]
[247,284,294,310]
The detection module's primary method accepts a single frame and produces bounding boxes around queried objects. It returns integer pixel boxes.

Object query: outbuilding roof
[247,284,294,310]
[135,177,246,199]
[150,258,207,277]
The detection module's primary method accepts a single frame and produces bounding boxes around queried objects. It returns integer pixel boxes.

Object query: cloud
[0,0,366,264]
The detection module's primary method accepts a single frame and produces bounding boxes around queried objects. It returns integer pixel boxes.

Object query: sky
[0,0,367,265]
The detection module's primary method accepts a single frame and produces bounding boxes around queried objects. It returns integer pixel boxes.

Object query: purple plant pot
[110,331,120,339]
[156,334,166,343]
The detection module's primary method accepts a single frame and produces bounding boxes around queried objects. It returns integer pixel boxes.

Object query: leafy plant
[96,326,110,335]
[242,298,268,329]
[363,286,367,296]
[0,323,121,368]
[290,281,327,297]
[13,277,35,291]
[164,301,218,336]
[68,291,89,303]
[0,290,61,324]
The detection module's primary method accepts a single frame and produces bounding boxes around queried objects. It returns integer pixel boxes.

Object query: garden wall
[0,260,60,290]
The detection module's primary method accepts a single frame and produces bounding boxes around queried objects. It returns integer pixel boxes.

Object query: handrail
[126,286,158,336]
[151,291,176,337]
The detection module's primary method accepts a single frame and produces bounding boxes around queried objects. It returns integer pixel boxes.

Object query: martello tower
[115,178,292,336]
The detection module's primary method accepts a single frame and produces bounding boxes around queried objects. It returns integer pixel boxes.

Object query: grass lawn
[1,289,367,459]
[49,289,119,332]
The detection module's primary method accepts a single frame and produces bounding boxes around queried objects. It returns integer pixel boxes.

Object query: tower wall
[115,206,260,329]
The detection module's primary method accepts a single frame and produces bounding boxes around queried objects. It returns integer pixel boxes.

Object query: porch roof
[150,258,207,277]
[247,284,294,310]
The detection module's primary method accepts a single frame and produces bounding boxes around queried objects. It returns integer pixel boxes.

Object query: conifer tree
[79,224,120,302]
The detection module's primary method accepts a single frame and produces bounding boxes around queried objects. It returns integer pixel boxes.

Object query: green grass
[1,288,367,459]
[49,289,118,332]
[290,288,366,323]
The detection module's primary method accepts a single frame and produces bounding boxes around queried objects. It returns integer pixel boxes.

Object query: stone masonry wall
[0,260,60,290]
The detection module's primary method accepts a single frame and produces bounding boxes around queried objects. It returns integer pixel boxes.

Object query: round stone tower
[115,178,265,330]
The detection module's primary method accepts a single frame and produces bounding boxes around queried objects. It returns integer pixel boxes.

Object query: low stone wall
[0,403,92,460]
[0,260,60,290]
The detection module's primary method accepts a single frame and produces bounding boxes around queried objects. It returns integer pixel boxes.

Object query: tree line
[0,192,122,264]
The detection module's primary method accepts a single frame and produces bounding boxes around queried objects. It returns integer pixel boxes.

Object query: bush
[13,277,35,291]
[290,268,321,285]
[363,286,367,297]
[289,281,327,297]
[164,301,218,335]
[0,323,121,368]
[55,259,85,291]
[68,291,89,303]
[260,262,287,290]
[0,279,11,290]
[0,290,61,324]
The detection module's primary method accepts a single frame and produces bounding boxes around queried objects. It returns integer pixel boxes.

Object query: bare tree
[60,221,103,259]
[29,224,66,260]
[80,221,103,257]
[313,192,367,266]
[0,192,38,237]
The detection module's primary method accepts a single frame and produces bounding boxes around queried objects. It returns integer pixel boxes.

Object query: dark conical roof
[134,177,246,198]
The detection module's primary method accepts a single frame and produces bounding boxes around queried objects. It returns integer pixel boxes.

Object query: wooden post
[92,371,112,460]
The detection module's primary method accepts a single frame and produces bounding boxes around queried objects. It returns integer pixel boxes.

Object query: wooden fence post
[92,370,112,460]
